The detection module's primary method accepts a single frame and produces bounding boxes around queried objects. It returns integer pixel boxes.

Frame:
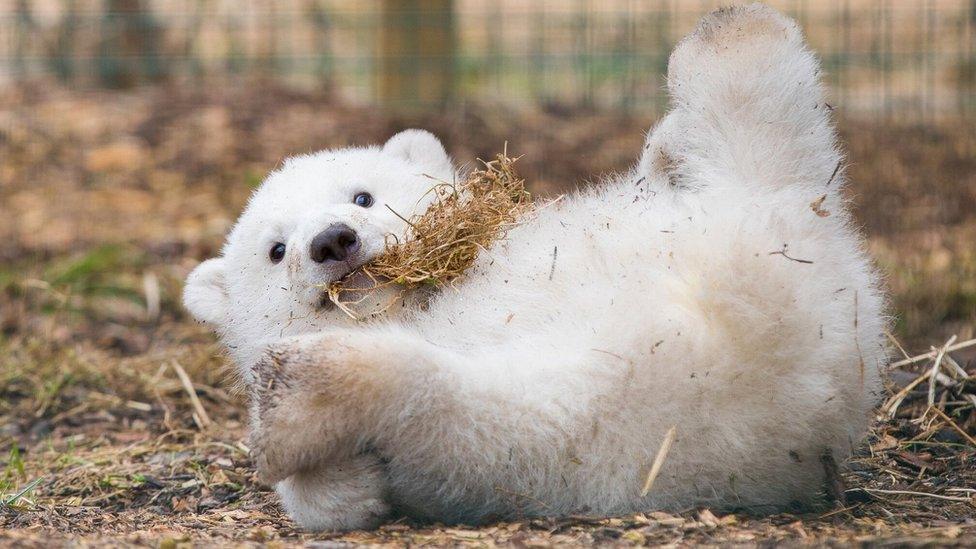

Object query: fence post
[12,1,34,78]
[378,0,456,109]
[98,0,165,88]
[50,0,79,83]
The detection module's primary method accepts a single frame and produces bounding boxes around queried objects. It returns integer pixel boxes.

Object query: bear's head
[183,130,455,377]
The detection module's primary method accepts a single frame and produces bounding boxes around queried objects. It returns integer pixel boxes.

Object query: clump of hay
[328,152,532,318]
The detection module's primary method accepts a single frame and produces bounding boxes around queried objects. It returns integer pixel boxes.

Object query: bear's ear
[382,129,452,171]
[183,258,229,326]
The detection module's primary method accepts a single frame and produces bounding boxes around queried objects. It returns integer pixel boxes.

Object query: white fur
[185,4,887,531]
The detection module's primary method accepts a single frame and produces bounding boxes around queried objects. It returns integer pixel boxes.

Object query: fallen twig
[889,338,976,369]
[882,370,931,419]
[927,336,957,408]
[850,488,973,503]
[171,361,212,429]
[640,426,677,497]
[927,406,976,447]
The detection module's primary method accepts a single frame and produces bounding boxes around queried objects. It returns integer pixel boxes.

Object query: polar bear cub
[183,129,455,529]
[184,4,887,531]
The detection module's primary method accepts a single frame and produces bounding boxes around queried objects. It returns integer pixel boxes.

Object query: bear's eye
[269,242,286,264]
[353,192,374,208]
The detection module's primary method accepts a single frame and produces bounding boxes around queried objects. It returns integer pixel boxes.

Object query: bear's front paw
[249,333,375,484]
[249,348,307,484]
[277,453,391,531]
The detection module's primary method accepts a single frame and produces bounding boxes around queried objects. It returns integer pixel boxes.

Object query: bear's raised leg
[648,3,843,196]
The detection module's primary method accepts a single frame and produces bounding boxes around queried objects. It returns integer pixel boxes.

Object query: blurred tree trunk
[13,0,35,77]
[183,0,210,79]
[378,0,456,110]
[98,0,166,88]
[49,0,79,82]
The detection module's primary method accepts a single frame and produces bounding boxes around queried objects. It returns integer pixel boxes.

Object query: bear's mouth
[314,265,374,312]
[316,292,336,311]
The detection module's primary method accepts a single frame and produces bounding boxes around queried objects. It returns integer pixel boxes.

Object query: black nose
[310,224,360,263]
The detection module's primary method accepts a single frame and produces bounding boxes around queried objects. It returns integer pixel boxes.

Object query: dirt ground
[0,84,974,546]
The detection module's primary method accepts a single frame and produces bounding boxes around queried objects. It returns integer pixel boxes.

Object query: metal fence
[2,0,975,120]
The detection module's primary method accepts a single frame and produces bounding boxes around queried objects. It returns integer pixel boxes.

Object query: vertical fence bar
[622,0,637,111]
[927,1,935,121]
[969,0,976,116]
[882,1,892,119]
[489,0,503,98]
[13,0,35,78]
[868,1,880,119]
[306,0,334,90]
[841,0,851,115]
[660,0,673,115]
[51,0,79,83]
[529,3,546,105]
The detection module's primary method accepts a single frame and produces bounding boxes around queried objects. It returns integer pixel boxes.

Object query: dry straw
[328,151,532,318]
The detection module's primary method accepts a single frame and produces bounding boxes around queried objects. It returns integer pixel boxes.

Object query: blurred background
[0,0,974,358]
[3,0,975,116]
[0,3,974,536]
